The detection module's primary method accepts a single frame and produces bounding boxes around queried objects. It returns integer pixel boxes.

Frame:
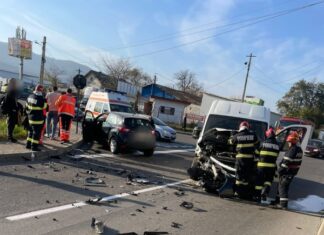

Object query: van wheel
[109,137,119,154]
[143,149,154,157]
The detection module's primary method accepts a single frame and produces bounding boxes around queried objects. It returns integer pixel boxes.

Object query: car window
[102,103,109,113]
[153,117,167,126]
[94,102,103,113]
[106,114,117,125]
[124,118,153,129]
[110,104,134,113]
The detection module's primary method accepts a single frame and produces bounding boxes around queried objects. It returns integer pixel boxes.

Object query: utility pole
[153,74,157,84]
[39,36,47,85]
[241,53,255,102]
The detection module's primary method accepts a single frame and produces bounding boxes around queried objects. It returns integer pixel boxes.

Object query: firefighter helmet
[286,131,299,144]
[239,121,250,131]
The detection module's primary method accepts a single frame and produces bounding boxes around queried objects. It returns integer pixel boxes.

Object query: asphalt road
[0,133,323,235]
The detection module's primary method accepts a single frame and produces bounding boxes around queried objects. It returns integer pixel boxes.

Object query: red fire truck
[275,116,314,133]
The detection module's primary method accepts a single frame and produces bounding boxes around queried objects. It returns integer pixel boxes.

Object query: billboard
[8,38,32,59]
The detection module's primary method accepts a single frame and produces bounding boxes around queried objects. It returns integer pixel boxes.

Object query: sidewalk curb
[176,130,192,136]
[0,138,83,162]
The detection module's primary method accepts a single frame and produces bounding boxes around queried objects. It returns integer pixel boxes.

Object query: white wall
[117,80,141,97]
[200,93,231,117]
[152,98,186,124]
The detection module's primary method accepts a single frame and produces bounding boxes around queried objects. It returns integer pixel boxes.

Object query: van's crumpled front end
[189,129,237,194]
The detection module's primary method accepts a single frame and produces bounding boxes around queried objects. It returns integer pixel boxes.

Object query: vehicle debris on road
[180,201,194,209]
[84,177,106,186]
[171,222,182,229]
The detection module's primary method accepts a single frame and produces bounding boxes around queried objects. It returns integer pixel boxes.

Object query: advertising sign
[8,38,32,59]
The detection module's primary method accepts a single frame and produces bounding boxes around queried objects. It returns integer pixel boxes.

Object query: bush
[0,118,27,140]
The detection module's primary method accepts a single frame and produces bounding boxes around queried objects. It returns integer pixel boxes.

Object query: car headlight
[314,149,319,152]
[163,130,170,135]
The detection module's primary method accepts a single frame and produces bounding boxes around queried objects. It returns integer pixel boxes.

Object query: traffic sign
[73,74,86,89]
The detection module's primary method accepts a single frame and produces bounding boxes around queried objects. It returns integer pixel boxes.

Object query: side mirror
[192,127,202,139]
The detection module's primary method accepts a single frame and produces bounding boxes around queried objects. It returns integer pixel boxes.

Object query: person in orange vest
[55,88,76,144]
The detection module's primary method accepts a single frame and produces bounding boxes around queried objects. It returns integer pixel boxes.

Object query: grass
[0,118,27,140]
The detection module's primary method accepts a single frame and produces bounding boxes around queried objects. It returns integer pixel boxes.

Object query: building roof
[203,92,234,101]
[154,84,202,105]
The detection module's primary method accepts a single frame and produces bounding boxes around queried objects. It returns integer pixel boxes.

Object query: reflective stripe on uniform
[63,101,75,105]
[255,150,260,155]
[280,198,288,201]
[237,143,255,148]
[264,181,272,186]
[257,162,276,168]
[235,180,248,185]
[27,137,39,144]
[255,185,263,190]
[236,154,254,158]
[283,156,302,162]
[260,151,278,157]
[27,105,43,111]
[29,120,44,125]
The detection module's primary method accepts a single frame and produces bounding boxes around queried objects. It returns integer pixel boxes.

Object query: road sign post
[73,73,86,134]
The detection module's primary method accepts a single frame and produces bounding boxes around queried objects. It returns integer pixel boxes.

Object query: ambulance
[85,91,133,117]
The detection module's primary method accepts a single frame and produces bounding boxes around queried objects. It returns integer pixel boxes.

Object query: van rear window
[110,104,133,113]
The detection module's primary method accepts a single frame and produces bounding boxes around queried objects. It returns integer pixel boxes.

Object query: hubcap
[110,139,117,152]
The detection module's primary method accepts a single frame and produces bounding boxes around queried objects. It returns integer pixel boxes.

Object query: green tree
[277,79,324,128]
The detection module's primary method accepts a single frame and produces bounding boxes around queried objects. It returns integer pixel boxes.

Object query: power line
[127,1,324,59]
[206,67,245,90]
[249,77,284,94]
[108,0,295,51]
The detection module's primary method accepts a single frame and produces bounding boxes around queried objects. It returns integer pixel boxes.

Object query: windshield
[110,104,134,113]
[308,140,323,148]
[204,114,268,140]
[153,117,167,126]
[279,120,301,127]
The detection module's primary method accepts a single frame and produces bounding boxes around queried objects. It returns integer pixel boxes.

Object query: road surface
[0,133,323,235]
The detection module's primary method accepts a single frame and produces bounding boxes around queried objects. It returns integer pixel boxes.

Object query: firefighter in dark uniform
[273,131,303,209]
[230,121,259,199]
[26,85,47,151]
[254,127,279,201]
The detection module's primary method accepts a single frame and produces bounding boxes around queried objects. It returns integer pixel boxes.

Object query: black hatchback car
[82,111,156,156]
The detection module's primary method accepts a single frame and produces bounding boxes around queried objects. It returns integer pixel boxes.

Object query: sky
[1,0,324,111]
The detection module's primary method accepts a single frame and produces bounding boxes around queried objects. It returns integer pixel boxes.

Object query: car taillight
[118,127,130,133]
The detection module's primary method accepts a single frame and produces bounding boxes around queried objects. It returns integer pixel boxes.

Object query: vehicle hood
[155,125,176,134]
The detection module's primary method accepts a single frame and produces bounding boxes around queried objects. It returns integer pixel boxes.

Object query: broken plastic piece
[85,177,105,186]
[180,201,194,209]
[95,220,104,234]
[171,222,182,228]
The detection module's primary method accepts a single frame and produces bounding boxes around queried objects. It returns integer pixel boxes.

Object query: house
[141,84,202,124]
[84,70,141,103]
[84,70,117,91]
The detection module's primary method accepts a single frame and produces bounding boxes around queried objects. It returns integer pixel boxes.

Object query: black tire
[143,149,154,157]
[109,137,119,154]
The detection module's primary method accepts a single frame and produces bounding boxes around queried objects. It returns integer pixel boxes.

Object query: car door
[82,110,95,142]
[275,125,313,157]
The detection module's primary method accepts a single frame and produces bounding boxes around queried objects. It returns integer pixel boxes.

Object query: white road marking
[6,179,191,221]
[70,149,195,160]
